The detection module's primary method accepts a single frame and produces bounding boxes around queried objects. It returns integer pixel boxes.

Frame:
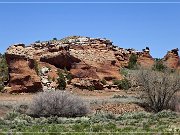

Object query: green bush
[35,40,40,43]
[112,95,127,98]
[120,68,129,77]
[0,54,9,84]
[113,80,122,85]
[154,110,177,118]
[34,60,39,75]
[0,84,4,92]
[66,73,73,82]
[57,69,66,90]
[113,79,131,90]
[87,86,95,91]
[127,54,138,69]
[53,38,57,41]
[152,60,167,72]
[101,79,107,85]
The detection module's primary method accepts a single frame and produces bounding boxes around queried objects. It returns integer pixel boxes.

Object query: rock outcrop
[5,53,42,93]
[163,48,180,69]
[137,47,154,68]
[5,36,158,93]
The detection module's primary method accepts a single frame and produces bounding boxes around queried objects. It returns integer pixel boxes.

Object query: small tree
[0,54,9,85]
[53,38,57,41]
[137,70,180,112]
[127,54,138,69]
[152,59,167,72]
[35,40,40,43]
[57,69,66,90]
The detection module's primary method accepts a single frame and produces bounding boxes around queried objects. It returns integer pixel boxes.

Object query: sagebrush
[27,91,89,117]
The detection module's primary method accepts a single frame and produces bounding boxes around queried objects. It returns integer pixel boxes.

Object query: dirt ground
[0,87,143,117]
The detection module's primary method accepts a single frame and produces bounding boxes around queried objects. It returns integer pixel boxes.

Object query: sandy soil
[0,88,142,117]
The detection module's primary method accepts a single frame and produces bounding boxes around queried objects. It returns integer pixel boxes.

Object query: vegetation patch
[27,91,89,117]
[0,110,179,134]
[57,69,66,90]
[137,70,180,112]
[113,79,131,90]
[127,54,139,70]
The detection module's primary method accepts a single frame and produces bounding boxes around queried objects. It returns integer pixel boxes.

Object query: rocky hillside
[4,36,179,93]
[163,48,180,69]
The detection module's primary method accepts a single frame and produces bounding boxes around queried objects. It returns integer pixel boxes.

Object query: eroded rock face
[163,48,179,69]
[5,36,164,93]
[71,78,104,90]
[40,52,81,70]
[137,51,154,68]
[5,54,42,93]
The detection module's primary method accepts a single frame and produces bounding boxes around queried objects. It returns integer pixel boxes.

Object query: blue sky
[0,0,180,58]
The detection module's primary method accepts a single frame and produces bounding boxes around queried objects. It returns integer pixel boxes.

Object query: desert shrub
[47,66,51,70]
[137,70,180,112]
[90,112,116,123]
[57,70,66,90]
[113,79,131,90]
[5,111,20,121]
[127,54,138,69]
[35,40,40,43]
[0,84,4,92]
[101,79,107,85]
[112,95,128,98]
[34,60,39,75]
[120,68,129,77]
[53,38,57,41]
[0,54,9,85]
[27,91,89,117]
[66,73,73,82]
[87,86,95,91]
[154,110,177,118]
[152,59,167,72]
[117,112,150,120]
[113,80,122,85]
[13,101,29,114]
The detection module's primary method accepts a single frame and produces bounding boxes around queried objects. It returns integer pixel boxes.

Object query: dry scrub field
[0,88,180,134]
[0,87,143,118]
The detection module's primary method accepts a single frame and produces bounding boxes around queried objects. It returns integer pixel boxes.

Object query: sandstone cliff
[5,36,178,93]
[163,48,180,69]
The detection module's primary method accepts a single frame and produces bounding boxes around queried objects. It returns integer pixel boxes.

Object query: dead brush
[27,91,90,117]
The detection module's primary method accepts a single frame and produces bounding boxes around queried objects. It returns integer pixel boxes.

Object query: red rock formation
[40,52,81,70]
[163,48,179,69]
[137,51,154,68]
[5,37,178,93]
[5,54,42,93]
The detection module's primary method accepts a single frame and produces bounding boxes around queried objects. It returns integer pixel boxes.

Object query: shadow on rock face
[40,52,81,70]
